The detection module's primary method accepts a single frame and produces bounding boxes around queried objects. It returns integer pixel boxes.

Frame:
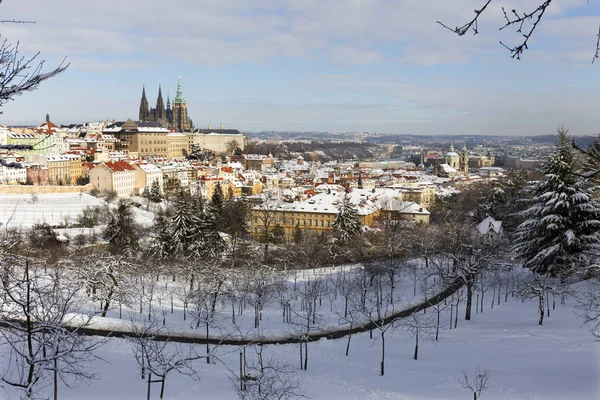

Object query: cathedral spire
[174,77,186,104]
[155,85,165,121]
[139,85,149,121]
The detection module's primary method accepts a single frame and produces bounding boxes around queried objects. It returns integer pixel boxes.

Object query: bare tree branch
[437,0,492,36]
[0,1,69,113]
[437,1,598,61]
[498,1,552,59]
[593,25,600,64]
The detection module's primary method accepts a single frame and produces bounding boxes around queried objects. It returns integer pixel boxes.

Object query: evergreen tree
[170,190,196,258]
[211,182,225,215]
[293,224,302,244]
[582,139,600,200]
[149,179,162,202]
[271,224,286,244]
[103,200,139,254]
[151,208,173,259]
[333,194,362,243]
[513,127,600,278]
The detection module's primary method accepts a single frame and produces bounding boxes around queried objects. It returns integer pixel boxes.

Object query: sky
[0,0,599,136]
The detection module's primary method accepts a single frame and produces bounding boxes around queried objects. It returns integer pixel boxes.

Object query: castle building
[459,142,469,175]
[138,78,193,131]
[443,142,460,170]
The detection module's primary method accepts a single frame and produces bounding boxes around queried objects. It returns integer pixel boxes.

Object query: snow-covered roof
[477,216,503,236]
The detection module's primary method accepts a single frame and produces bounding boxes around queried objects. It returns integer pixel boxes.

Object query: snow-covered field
[0,193,155,228]
[1,266,597,400]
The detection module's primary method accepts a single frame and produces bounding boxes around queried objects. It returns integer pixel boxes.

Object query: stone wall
[0,184,94,194]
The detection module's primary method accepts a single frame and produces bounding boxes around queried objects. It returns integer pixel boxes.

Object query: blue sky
[1,0,599,135]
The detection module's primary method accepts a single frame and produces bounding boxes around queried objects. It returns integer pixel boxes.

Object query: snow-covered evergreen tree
[103,200,139,254]
[170,190,197,258]
[151,208,173,259]
[149,179,162,202]
[333,193,362,243]
[513,127,600,278]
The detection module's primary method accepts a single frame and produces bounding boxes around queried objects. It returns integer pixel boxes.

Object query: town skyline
[1,0,599,135]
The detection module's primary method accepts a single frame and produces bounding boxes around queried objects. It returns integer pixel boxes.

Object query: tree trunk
[538,294,544,326]
[380,331,385,376]
[146,372,152,400]
[414,328,419,360]
[436,309,440,341]
[303,342,308,371]
[206,323,210,364]
[465,282,473,320]
[299,342,303,370]
[160,376,165,399]
[54,358,58,400]
[346,333,352,356]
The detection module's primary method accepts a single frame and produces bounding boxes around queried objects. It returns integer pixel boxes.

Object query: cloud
[1,0,599,136]
[0,0,594,67]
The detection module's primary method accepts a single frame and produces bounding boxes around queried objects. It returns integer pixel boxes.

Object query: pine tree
[293,224,302,244]
[151,208,173,259]
[333,194,362,243]
[149,179,162,202]
[513,127,600,278]
[170,190,196,258]
[103,200,139,254]
[211,182,225,215]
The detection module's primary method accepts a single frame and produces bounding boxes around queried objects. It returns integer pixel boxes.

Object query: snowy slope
[1,275,596,400]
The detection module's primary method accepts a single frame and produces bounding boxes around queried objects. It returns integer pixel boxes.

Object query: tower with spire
[138,86,150,121]
[459,142,469,175]
[154,85,165,121]
[166,92,172,123]
[137,79,192,130]
[170,77,193,131]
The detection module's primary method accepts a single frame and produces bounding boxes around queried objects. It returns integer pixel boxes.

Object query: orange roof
[104,161,135,172]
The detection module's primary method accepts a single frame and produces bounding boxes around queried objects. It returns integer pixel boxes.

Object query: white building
[0,161,27,184]
[89,161,136,197]
[134,163,163,195]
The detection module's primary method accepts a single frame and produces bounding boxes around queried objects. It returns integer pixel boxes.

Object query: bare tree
[230,345,307,400]
[576,276,600,340]
[128,313,206,400]
[0,1,69,112]
[458,366,492,400]
[437,1,599,61]
[348,270,401,376]
[398,312,435,361]
[0,255,103,399]
[245,263,285,330]
[289,277,326,371]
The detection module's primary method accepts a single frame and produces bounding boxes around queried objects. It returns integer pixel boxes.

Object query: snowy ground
[0,193,155,229]
[1,267,597,399]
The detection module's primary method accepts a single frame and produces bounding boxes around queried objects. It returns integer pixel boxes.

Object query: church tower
[459,142,469,175]
[139,86,149,121]
[171,77,193,131]
[155,85,165,122]
[166,92,173,124]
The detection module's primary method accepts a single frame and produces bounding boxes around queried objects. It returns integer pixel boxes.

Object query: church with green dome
[138,77,194,131]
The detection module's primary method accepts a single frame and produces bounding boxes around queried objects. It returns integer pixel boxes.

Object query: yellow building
[201,178,243,199]
[65,154,83,185]
[250,190,381,241]
[167,132,192,159]
[386,182,436,209]
[105,119,169,158]
[24,154,71,185]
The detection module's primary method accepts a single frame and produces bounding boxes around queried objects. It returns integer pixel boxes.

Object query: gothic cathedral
[138,77,193,131]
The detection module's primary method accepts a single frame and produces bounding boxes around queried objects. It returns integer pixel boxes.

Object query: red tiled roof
[104,161,135,172]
